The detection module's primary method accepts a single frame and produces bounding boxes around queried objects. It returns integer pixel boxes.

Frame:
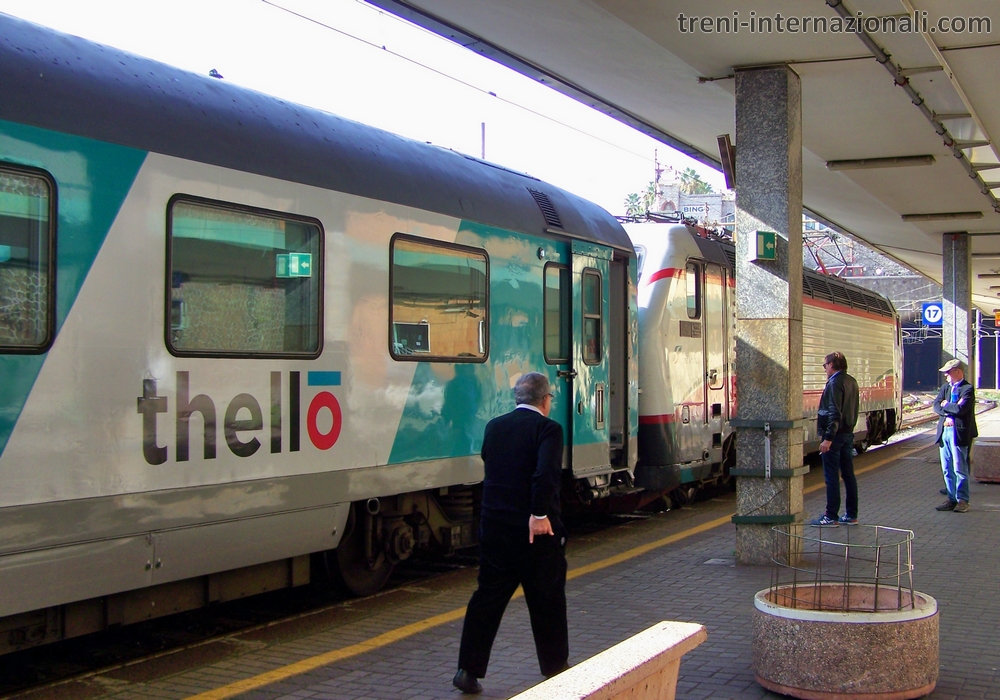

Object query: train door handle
[708,368,718,384]
[595,383,605,429]
[558,369,578,379]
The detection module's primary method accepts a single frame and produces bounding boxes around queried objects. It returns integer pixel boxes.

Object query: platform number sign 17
[922,302,943,327]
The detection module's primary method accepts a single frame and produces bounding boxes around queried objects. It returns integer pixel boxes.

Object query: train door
[570,240,612,477]
[607,253,629,468]
[678,260,705,464]
[703,262,728,462]
[544,259,573,467]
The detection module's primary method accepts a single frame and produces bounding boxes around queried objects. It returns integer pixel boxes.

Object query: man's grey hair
[514,372,551,406]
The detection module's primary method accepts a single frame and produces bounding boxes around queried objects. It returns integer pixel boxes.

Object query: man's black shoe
[935,499,957,511]
[453,669,482,694]
[939,488,948,496]
[543,663,570,679]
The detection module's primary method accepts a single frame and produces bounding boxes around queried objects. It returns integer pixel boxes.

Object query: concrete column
[731,66,805,565]
[942,233,974,380]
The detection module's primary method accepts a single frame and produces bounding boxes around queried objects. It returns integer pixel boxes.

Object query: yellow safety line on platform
[565,513,733,582]
[803,441,931,495]
[185,441,931,700]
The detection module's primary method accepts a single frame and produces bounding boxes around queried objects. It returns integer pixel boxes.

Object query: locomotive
[627,223,902,503]
[0,13,638,653]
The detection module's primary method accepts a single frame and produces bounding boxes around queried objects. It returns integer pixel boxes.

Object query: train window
[167,197,322,357]
[582,269,602,364]
[390,234,488,361]
[685,262,701,319]
[634,245,646,282]
[544,263,571,363]
[0,165,54,353]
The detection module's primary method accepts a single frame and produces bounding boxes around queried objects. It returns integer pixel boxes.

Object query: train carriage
[0,14,638,652]
[627,223,902,500]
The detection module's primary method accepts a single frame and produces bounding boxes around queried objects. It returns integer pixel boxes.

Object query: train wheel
[326,503,394,597]
[670,486,697,508]
[667,489,682,509]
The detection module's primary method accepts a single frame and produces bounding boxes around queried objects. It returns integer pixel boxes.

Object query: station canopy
[369,0,1000,310]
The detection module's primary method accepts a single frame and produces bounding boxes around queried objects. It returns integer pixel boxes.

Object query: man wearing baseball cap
[933,359,977,513]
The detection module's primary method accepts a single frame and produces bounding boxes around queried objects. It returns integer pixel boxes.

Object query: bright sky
[0,0,725,215]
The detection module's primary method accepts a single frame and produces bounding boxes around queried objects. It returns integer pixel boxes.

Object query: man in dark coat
[933,359,978,513]
[808,351,861,527]
[453,372,567,694]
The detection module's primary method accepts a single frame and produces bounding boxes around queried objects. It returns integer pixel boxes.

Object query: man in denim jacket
[933,359,977,513]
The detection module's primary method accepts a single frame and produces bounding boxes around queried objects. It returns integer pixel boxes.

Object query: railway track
[899,398,996,431]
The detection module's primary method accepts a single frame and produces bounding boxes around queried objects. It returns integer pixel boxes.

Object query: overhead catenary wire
[261,0,656,163]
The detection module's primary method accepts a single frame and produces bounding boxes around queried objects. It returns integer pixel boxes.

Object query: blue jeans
[822,433,858,520]
[940,427,970,503]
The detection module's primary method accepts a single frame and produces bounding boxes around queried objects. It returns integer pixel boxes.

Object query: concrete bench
[973,438,1000,483]
[509,621,707,700]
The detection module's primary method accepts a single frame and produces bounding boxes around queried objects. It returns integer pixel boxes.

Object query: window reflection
[686,262,700,319]
[391,236,488,360]
[544,263,570,363]
[0,167,51,351]
[168,199,322,355]
[583,270,602,364]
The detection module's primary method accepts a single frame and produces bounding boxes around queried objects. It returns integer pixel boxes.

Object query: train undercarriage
[622,407,899,513]
[0,486,482,655]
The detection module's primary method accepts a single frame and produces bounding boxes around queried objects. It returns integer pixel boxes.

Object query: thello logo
[136,371,343,465]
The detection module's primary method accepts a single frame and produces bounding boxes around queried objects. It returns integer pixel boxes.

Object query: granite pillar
[942,233,973,379]
[731,66,805,565]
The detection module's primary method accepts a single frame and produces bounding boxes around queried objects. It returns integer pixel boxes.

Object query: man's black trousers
[457,519,568,678]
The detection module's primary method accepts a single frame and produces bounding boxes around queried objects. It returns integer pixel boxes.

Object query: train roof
[0,13,632,253]
[628,223,896,319]
[715,241,897,319]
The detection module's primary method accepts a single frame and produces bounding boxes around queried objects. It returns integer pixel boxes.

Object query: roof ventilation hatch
[527,188,563,229]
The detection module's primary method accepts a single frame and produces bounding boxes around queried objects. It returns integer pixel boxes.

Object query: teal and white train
[0,14,639,652]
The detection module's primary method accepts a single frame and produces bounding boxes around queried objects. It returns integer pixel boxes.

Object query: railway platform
[19,408,1000,700]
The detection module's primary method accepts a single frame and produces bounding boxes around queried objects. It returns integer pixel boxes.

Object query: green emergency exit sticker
[754,231,776,261]
[276,252,312,278]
